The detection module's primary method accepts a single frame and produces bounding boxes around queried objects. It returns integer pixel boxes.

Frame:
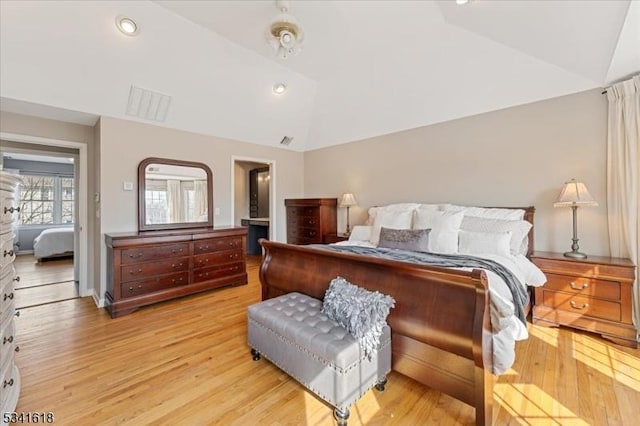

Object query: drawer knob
[3,378,14,388]
[569,300,589,310]
[128,253,143,259]
[15,310,20,317]
[3,293,14,301]
[3,335,13,344]
[13,276,20,282]
[129,269,143,275]
[3,249,14,257]
[4,206,20,214]
[569,281,589,290]
[15,345,19,352]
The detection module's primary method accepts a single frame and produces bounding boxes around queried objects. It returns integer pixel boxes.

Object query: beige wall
[304,89,610,256]
[98,116,304,303]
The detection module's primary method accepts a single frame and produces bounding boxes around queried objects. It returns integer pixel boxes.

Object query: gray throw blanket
[311,245,529,325]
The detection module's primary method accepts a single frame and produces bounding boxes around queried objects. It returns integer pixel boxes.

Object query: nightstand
[531,251,637,348]
[323,233,349,244]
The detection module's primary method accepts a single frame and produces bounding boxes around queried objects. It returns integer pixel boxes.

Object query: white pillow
[370,210,414,245]
[460,216,532,255]
[413,209,464,254]
[366,203,420,226]
[443,204,525,220]
[348,225,372,242]
[459,230,512,257]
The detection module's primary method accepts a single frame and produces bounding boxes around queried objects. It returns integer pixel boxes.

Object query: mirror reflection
[144,163,208,225]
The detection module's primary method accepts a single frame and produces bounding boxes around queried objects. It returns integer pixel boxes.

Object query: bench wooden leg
[375,375,388,392]
[250,348,261,361]
[333,407,350,426]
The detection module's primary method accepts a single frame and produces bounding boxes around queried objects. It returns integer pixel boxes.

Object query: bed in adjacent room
[33,227,74,260]
[258,203,546,425]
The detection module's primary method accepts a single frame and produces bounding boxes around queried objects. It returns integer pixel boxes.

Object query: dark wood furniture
[259,206,535,425]
[105,227,247,318]
[531,251,637,348]
[323,233,349,244]
[285,198,337,244]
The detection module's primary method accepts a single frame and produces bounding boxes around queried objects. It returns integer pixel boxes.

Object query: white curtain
[167,179,182,223]
[606,74,640,340]
[194,180,208,221]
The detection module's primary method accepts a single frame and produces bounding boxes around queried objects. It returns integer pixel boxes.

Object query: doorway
[231,157,276,256]
[1,150,79,308]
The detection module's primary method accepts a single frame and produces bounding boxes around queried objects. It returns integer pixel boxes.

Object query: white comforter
[332,239,546,375]
[33,227,74,260]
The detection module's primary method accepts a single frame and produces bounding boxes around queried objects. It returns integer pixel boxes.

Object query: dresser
[285,198,337,245]
[105,226,248,318]
[0,171,21,416]
[531,251,637,348]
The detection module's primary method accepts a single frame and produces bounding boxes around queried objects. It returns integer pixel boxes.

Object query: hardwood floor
[13,256,639,425]
[13,254,78,308]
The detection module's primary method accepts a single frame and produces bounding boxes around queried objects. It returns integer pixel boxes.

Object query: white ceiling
[1,1,638,152]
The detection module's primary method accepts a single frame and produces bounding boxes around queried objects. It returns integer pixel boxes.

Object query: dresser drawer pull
[171,278,184,284]
[129,269,143,275]
[198,259,209,265]
[15,310,20,317]
[171,248,184,254]
[3,293,14,301]
[3,378,14,388]
[128,253,144,259]
[15,345,19,352]
[199,245,210,251]
[569,281,589,290]
[13,276,20,282]
[128,285,143,291]
[569,300,589,310]
[3,249,14,257]
[3,336,13,344]
[171,263,184,268]
[4,206,20,214]
[229,254,238,259]
[14,241,20,248]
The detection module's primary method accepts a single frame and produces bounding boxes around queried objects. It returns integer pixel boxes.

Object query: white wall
[304,88,610,256]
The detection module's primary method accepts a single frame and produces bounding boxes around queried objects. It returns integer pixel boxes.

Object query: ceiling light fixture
[116,15,139,36]
[266,0,304,59]
[273,83,287,94]
[455,0,470,4]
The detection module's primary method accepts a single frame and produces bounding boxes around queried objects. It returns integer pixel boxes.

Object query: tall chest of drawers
[0,171,21,415]
[285,198,337,244]
[105,226,247,318]
[531,251,637,348]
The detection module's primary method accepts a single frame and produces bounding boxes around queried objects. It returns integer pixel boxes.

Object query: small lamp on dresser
[339,193,357,236]
[553,178,598,259]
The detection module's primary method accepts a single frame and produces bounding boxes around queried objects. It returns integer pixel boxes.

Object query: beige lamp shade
[340,193,357,207]
[553,179,598,207]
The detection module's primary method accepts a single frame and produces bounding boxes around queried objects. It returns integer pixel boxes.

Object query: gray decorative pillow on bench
[321,276,395,359]
[378,227,431,251]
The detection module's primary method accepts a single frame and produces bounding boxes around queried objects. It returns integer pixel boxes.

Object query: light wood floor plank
[13,257,640,425]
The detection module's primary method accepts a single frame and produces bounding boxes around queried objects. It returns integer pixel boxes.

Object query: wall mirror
[138,157,213,231]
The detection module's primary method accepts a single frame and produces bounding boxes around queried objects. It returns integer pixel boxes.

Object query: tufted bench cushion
[248,292,391,424]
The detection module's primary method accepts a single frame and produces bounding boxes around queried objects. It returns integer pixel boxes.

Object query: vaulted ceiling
[1,1,638,152]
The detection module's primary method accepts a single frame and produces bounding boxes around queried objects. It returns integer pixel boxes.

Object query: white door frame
[230,156,276,240]
[0,132,89,297]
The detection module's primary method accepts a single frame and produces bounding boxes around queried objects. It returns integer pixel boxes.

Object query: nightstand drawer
[544,273,621,301]
[541,291,620,322]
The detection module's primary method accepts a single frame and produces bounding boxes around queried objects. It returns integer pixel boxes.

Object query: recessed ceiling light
[456,0,470,4]
[273,83,287,95]
[116,15,139,36]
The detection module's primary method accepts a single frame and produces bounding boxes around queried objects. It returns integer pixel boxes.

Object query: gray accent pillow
[321,276,395,359]
[378,227,431,251]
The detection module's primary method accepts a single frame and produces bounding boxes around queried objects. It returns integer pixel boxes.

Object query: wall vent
[126,85,171,122]
[280,136,293,146]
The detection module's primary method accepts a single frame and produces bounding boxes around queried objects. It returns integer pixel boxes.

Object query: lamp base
[563,251,587,259]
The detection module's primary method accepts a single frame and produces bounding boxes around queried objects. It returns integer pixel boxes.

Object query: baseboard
[92,291,105,308]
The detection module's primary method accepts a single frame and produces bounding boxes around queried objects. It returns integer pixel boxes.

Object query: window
[20,175,74,225]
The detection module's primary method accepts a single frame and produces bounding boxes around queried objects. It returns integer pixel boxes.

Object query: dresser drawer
[121,243,189,264]
[120,272,188,297]
[1,320,16,368]
[1,232,16,269]
[193,262,244,283]
[0,190,19,226]
[540,290,621,322]
[194,250,243,269]
[194,237,242,254]
[287,227,320,240]
[544,273,621,301]
[287,206,320,217]
[287,214,320,229]
[121,258,189,283]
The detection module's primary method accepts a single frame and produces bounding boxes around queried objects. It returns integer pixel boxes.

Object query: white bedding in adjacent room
[33,227,74,260]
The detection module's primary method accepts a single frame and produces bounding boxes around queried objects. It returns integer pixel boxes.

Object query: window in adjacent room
[19,174,75,225]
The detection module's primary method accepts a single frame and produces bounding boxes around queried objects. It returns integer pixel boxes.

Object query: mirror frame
[138,157,214,232]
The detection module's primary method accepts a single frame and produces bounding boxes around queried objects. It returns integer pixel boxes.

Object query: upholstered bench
[248,292,391,425]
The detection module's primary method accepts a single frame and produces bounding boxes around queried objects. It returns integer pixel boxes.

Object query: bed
[33,227,74,260]
[259,204,545,425]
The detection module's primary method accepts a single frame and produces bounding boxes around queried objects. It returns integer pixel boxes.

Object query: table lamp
[553,178,598,259]
[340,193,357,236]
